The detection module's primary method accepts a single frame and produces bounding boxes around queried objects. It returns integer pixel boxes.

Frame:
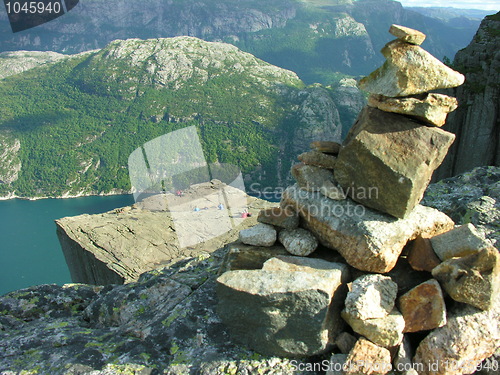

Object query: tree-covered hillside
[0,0,485,85]
[0,37,348,198]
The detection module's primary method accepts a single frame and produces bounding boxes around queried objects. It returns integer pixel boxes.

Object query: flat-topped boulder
[56,180,277,285]
[389,24,426,45]
[281,184,454,273]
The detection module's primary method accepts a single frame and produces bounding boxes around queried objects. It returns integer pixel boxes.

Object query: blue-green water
[0,195,135,296]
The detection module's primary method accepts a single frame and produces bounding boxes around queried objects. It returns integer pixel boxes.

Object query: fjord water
[0,195,135,296]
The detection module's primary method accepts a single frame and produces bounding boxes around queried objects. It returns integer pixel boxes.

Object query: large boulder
[216,256,349,357]
[334,107,455,218]
[359,39,465,97]
[432,247,500,311]
[281,184,454,273]
[413,294,500,375]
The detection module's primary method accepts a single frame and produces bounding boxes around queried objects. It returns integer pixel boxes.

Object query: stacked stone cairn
[216,25,500,375]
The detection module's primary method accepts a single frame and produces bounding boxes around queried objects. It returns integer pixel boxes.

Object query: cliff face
[435,13,500,180]
[56,181,278,285]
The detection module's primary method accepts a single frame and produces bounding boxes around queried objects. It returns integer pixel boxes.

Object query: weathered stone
[216,257,349,357]
[291,163,334,191]
[367,93,458,126]
[413,294,500,375]
[334,107,456,218]
[389,24,426,45]
[344,337,392,375]
[326,354,349,375]
[310,141,342,155]
[432,247,500,310]
[342,308,405,348]
[218,243,289,274]
[278,228,319,256]
[239,223,277,247]
[281,185,454,273]
[407,235,441,272]
[430,223,493,261]
[0,249,312,374]
[257,207,299,229]
[398,279,446,333]
[298,150,338,169]
[359,39,465,97]
[345,274,398,320]
[336,332,358,354]
[292,163,346,200]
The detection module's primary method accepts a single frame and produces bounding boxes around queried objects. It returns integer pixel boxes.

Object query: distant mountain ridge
[0,0,488,84]
[0,37,356,198]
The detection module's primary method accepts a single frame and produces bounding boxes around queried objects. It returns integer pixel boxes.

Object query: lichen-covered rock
[432,247,500,311]
[278,228,319,256]
[413,294,500,375]
[359,39,465,97]
[257,206,299,229]
[334,107,455,218]
[298,150,338,169]
[239,223,277,247]
[430,223,493,261]
[423,166,500,248]
[398,279,447,333]
[216,256,349,357]
[367,93,458,126]
[281,184,454,273]
[342,308,405,348]
[0,249,315,374]
[389,24,426,45]
[344,274,398,320]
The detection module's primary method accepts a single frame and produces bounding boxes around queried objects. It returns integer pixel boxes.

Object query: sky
[397,0,499,11]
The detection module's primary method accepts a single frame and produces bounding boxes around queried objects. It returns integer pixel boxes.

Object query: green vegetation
[0,38,317,198]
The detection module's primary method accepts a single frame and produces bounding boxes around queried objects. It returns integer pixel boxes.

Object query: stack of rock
[216,25,500,375]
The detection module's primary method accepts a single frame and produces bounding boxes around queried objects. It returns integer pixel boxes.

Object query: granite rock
[344,337,392,375]
[407,235,441,272]
[310,141,342,155]
[216,256,349,357]
[432,247,500,311]
[398,279,447,333]
[217,243,289,275]
[430,223,493,261]
[239,223,277,247]
[278,228,319,256]
[414,294,500,375]
[389,24,426,45]
[367,93,458,126]
[281,184,454,273]
[298,150,338,169]
[292,163,346,200]
[342,308,405,348]
[344,274,398,320]
[257,207,299,229]
[334,107,455,218]
[336,331,358,354]
[359,39,465,97]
